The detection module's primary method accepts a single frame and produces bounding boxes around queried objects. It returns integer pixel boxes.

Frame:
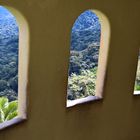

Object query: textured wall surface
[0,0,140,140]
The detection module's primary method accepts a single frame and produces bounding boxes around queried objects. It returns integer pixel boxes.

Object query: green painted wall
[0,0,140,140]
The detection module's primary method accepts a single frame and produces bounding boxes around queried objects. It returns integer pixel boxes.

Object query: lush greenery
[135,59,140,90]
[67,67,97,100]
[0,41,18,101]
[69,44,99,75]
[0,97,18,123]
[67,10,100,100]
[0,6,19,102]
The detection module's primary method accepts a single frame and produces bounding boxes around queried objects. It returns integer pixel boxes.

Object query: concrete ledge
[0,116,26,130]
[67,95,102,107]
[134,91,140,95]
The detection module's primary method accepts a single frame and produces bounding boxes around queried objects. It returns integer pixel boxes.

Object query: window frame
[67,9,110,107]
[0,5,29,130]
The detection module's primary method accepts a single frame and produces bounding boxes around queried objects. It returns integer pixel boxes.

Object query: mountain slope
[0,6,19,101]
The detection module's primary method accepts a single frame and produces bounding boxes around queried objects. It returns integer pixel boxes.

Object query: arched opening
[0,6,29,129]
[134,49,140,95]
[67,10,110,107]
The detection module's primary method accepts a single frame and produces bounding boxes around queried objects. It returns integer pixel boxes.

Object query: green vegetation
[67,67,97,100]
[0,7,19,101]
[135,85,140,90]
[0,42,18,102]
[135,59,140,90]
[0,97,18,123]
[67,10,101,101]
[0,7,19,122]
[69,45,99,75]
[68,44,99,100]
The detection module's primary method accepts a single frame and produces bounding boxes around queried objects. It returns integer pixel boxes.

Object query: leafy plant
[135,59,140,91]
[135,84,140,90]
[67,67,97,100]
[0,97,18,123]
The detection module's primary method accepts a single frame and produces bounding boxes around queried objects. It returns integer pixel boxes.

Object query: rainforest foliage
[0,97,18,123]
[135,59,140,90]
[68,67,97,100]
[0,6,19,102]
[67,10,101,100]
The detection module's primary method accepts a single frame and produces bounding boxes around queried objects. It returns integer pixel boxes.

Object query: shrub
[135,59,140,90]
[0,97,18,123]
[135,84,140,90]
[67,67,97,100]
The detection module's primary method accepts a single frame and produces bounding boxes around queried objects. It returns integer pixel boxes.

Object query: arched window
[0,6,29,129]
[134,50,140,95]
[67,10,110,107]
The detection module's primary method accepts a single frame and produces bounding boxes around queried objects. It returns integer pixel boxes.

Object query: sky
[0,6,18,41]
[72,10,100,32]
[0,6,14,19]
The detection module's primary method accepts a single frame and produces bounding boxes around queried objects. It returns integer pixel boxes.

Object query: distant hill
[0,6,18,46]
[69,44,99,75]
[0,6,19,101]
[69,10,101,75]
[71,10,101,51]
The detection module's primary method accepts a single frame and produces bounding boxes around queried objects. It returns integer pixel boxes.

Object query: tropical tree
[0,97,18,123]
[67,67,97,100]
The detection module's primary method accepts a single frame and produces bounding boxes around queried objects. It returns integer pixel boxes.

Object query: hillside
[71,10,100,51]
[69,10,100,75]
[69,44,99,75]
[67,10,101,100]
[0,6,19,101]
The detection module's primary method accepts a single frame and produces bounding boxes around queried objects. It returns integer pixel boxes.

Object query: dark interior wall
[0,0,140,140]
